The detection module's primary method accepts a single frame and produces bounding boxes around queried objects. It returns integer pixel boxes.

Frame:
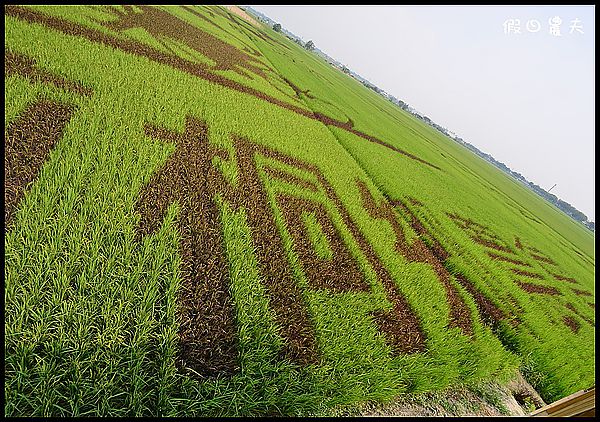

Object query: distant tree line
[525,182,591,227]
[271,22,307,47]
[384,95,594,231]
[451,138,594,231]
[388,95,408,111]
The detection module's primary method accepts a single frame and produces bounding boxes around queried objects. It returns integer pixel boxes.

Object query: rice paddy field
[4,5,595,417]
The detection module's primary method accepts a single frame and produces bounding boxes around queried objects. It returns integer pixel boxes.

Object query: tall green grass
[4,5,593,416]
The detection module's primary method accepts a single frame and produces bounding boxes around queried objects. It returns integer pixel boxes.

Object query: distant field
[4,5,594,417]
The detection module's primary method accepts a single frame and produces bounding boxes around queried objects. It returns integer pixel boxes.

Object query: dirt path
[225,6,261,27]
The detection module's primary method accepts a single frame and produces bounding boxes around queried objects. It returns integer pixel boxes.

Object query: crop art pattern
[103,6,272,80]
[3,4,453,378]
[4,4,595,413]
[135,118,239,377]
[135,111,594,379]
[135,116,440,376]
[5,101,75,232]
[4,52,92,232]
[358,183,476,336]
[135,111,598,379]
[448,214,594,333]
[4,5,441,172]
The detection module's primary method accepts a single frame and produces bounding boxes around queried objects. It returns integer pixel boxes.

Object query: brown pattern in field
[181,5,224,32]
[530,253,556,265]
[504,293,524,327]
[102,5,271,79]
[510,268,544,280]
[562,315,580,333]
[262,165,319,192]
[282,77,316,99]
[4,3,434,363]
[4,5,442,171]
[453,273,507,328]
[486,251,532,268]
[448,214,592,335]
[241,142,427,356]
[446,213,500,239]
[276,194,371,293]
[135,117,239,377]
[5,51,93,96]
[471,236,513,254]
[571,288,592,297]
[565,303,594,327]
[407,196,424,207]
[552,274,577,284]
[359,182,474,337]
[182,6,264,59]
[4,100,76,231]
[4,51,93,232]
[526,245,543,254]
[514,236,523,250]
[516,281,560,296]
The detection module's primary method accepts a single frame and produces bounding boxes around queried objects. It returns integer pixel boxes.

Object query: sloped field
[4,5,594,417]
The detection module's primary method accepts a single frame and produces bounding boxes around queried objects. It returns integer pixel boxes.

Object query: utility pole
[548,183,557,193]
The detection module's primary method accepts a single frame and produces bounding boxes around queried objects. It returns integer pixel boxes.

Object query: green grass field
[4,5,594,417]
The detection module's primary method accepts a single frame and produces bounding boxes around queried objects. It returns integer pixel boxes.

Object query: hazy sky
[251,5,595,221]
